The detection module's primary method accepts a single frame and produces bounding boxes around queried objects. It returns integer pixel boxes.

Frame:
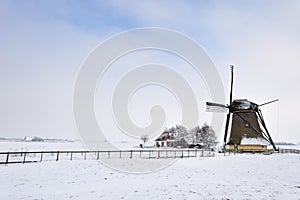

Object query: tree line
[141,123,218,150]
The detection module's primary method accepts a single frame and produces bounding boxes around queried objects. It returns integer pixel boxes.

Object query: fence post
[130,150,133,159]
[5,152,9,164]
[70,152,73,160]
[56,151,59,161]
[158,151,160,159]
[166,150,168,158]
[97,151,100,160]
[181,150,183,159]
[174,150,176,158]
[195,149,197,157]
[23,152,26,164]
[108,151,110,159]
[148,150,151,159]
[40,152,43,162]
[84,152,87,160]
[140,151,142,158]
[188,149,190,158]
[119,151,122,159]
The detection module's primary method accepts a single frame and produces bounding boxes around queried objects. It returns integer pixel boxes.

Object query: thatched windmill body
[206,66,278,152]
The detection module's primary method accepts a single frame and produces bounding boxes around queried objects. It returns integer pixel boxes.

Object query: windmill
[206,66,278,152]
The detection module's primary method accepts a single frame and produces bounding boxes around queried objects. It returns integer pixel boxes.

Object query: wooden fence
[277,148,300,154]
[256,148,300,155]
[0,149,214,165]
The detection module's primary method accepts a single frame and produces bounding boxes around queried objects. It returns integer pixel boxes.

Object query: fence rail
[277,148,300,154]
[0,149,214,165]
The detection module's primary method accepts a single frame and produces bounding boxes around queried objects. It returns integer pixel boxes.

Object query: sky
[0,0,300,143]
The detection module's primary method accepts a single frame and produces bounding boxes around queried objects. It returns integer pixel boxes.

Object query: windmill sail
[205,102,227,112]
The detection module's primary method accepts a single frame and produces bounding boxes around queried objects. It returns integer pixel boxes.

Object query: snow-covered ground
[0,142,300,200]
[0,140,85,152]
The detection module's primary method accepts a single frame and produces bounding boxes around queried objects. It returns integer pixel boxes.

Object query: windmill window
[245,123,250,128]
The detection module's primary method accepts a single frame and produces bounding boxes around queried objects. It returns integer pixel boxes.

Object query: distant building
[32,136,44,142]
[155,130,189,148]
[24,136,44,142]
[155,130,175,147]
[24,136,32,142]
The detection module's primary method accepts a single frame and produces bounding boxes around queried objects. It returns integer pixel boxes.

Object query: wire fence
[0,149,215,165]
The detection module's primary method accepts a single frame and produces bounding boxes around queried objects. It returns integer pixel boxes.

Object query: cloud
[0,0,299,142]
[105,0,300,142]
[0,1,117,139]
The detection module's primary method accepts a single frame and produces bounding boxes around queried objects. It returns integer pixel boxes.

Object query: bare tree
[165,124,218,150]
[189,126,201,144]
[199,123,218,150]
[141,135,149,147]
[174,124,188,139]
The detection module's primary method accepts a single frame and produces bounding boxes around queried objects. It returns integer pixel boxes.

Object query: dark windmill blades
[206,102,227,108]
[205,102,227,112]
[224,65,234,146]
[205,106,227,113]
[259,99,279,107]
[229,65,234,104]
[257,99,278,150]
[224,113,231,144]
[205,65,235,148]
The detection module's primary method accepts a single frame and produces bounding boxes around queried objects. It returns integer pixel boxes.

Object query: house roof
[155,131,175,141]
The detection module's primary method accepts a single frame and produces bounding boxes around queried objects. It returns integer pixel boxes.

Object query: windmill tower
[206,66,278,152]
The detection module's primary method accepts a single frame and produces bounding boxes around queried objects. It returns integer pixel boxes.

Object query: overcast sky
[1,0,299,143]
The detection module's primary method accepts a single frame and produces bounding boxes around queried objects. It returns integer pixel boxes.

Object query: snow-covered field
[0,140,85,152]
[0,142,300,200]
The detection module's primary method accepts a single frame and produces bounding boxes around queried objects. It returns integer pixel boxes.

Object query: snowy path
[1,154,300,200]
